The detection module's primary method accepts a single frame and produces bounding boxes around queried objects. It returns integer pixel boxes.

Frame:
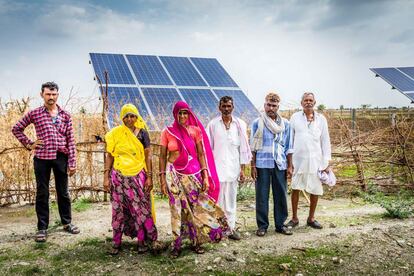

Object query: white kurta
[207,117,245,182]
[289,111,331,195]
[207,116,247,230]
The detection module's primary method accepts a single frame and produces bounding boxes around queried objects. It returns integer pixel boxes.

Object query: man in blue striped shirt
[250,92,293,236]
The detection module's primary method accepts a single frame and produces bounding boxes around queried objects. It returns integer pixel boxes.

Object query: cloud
[191,31,223,42]
[34,4,145,41]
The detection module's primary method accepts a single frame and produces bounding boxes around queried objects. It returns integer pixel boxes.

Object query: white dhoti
[291,173,323,195]
[217,180,238,230]
[289,112,331,196]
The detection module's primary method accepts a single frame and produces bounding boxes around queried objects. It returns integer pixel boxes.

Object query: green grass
[336,164,358,178]
[237,185,255,201]
[360,186,414,219]
[72,197,93,212]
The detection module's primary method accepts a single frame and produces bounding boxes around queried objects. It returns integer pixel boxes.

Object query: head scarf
[120,103,148,131]
[167,101,220,202]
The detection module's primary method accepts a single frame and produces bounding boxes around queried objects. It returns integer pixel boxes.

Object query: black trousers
[33,152,72,230]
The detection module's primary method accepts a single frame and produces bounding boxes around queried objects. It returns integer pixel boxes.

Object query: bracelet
[103,168,111,172]
[200,168,208,172]
[158,171,166,176]
[147,171,153,177]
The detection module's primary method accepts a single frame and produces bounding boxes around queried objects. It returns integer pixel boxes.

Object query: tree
[317,104,326,111]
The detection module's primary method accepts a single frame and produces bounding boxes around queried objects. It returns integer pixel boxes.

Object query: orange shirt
[160,126,202,152]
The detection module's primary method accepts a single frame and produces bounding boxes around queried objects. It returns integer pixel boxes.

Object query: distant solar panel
[398,67,414,80]
[159,56,207,86]
[370,67,414,102]
[90,53,135,85]
[89,53,259,129]
[191,57,238,87]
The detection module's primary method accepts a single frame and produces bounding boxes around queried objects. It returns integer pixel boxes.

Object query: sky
[1,0,413,112]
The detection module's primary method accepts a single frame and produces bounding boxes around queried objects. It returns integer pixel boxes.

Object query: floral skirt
[110,169,157,247]
[166,164,230,250]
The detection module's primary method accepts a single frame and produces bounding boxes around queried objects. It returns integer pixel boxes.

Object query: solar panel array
[90,53,259,130]
[370,67,414,103]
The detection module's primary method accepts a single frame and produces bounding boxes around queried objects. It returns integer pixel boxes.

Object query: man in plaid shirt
[12,81,80,242]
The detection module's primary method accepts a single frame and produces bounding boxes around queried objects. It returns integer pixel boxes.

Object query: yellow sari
[105,104,156,222]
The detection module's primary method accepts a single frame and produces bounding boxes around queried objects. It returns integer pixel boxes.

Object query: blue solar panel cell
[105,87,153,129]
[179,89,219,125]
[397,67,414,81]
[191,58,238,87]
[126,55,173,85]
[160,56,207,86]
[90,53,135,85]
[405,92,414,102]
[141,88,182,129]
[371,68,414,92]
[213,90,259,124]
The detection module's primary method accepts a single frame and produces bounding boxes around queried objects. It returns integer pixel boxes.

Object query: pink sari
[167,101,220,202]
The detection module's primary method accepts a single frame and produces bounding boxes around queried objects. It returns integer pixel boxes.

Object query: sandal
[255,229,266,237]
[108,245,120,255]
[286,220,299,228]
[191,245,205,254]
[35,230,47,243]
[137,245,149,254]
[170,248,181,259]
[150,241,164,255]
[63,223,80,234]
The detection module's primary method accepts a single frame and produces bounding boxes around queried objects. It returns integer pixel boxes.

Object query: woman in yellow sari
[104,104,160,255]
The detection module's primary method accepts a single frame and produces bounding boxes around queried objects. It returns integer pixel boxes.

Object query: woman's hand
[144,176,153,194]
[103,174,110,192]
[160,177,168,196]
[201,177,209,193]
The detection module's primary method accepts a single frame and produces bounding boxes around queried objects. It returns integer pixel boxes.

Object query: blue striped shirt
[250,117,292,170]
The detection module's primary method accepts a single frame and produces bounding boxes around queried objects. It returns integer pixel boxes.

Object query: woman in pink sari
[159,101,229,258]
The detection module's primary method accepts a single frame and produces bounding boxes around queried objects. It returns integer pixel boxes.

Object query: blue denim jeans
[255,165,288,231]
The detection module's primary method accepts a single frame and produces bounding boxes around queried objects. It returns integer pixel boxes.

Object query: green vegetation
[72,197,93,212]
[237,185,255,201]
[361,185,414,219]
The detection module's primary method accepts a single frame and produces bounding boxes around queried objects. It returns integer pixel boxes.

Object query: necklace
[223,119,232,130]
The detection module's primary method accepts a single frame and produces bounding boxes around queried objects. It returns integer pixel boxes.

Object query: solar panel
[370,67,414,102]
[89,52,259,129]
[213,90,258,123]
[179,89,219,126]
[90,53,135,85]
[397,67,414,80]
[105,87,154,129]
[191,57,238,87]
[126,55,173,85]
[159,56,207,86]
[141,88,182,129]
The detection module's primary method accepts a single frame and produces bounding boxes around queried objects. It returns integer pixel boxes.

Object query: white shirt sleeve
[206,120,214,151]
[320,115,331,169]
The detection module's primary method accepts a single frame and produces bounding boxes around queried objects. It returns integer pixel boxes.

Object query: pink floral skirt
[110,169,157,247]
[166,164,230,250]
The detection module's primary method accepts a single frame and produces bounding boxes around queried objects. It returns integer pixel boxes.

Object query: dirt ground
[0,196,413,275]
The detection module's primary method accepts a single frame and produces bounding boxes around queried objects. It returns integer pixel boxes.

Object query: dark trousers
[34,152,72,230]
[255,165,288,231]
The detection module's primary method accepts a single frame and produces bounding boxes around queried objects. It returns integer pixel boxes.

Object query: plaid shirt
[250,117,292,170]
[12,105,77,169]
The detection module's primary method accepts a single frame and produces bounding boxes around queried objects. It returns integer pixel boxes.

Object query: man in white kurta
[287,92,331,229]
[207,96,251,240]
